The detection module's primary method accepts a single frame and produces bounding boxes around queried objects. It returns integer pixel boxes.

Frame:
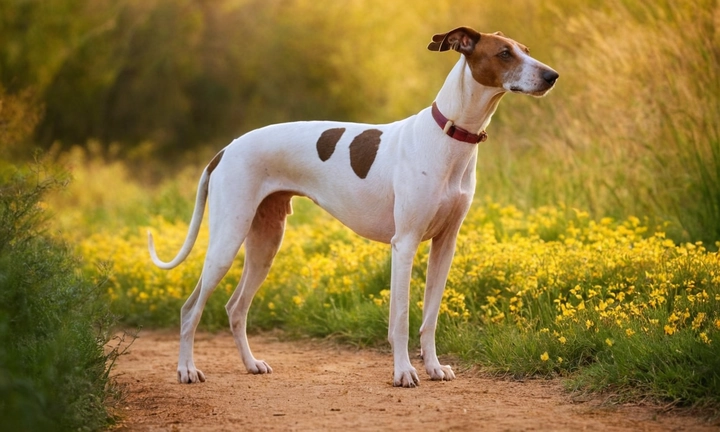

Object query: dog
[148,26,558,388]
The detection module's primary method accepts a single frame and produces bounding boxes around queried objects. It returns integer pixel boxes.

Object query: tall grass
[0,164,121,430]
[479,0,720,243]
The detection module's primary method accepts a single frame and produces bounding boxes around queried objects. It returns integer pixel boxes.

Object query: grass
[0,163,121,430]
[53,165,720,407]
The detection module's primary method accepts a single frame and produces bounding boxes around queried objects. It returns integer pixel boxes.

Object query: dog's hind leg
[177,200,254,384]
[226,192,291,374]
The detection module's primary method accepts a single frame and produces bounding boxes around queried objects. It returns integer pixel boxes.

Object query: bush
[0,164,119,431]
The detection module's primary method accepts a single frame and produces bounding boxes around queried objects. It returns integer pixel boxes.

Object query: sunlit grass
[50,152,720,405]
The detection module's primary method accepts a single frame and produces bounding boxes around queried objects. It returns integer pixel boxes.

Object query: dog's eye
[498,50,512,59]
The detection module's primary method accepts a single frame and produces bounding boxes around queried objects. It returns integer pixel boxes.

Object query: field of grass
[21,0,720,413]
[44,145,720,408]
[0,163,121,430]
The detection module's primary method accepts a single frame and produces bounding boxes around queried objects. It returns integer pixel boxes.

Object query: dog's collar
[431,102,488,144]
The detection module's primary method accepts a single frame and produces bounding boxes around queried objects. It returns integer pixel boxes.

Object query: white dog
[148,27,558,387]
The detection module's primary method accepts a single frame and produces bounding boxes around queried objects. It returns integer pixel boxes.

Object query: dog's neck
[433,56,506,135]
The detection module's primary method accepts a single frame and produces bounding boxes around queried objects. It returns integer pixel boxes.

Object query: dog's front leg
[419,228,460,381]
[388,234,422,388]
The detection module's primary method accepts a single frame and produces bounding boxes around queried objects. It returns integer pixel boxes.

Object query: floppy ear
[427,27,481,55]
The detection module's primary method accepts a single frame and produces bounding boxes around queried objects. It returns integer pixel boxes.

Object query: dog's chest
[422,170,475,241]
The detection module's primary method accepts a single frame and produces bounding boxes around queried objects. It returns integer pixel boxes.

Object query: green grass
[0,164,121,431]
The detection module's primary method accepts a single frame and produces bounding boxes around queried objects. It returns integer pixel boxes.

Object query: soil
[111,329,719,431]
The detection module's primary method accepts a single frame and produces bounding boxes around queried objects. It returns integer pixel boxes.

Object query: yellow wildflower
[491,312,505,323]
[664,325,675,335]
[700,333,712,345]
[605,338,614,347]
[691,313,706,330]
[540,352,549,362]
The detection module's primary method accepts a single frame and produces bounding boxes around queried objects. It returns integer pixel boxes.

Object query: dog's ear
[427,27,481,55]
[493,31,505,36]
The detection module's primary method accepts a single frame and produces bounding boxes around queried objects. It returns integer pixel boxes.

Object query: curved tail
[148,150,224,270]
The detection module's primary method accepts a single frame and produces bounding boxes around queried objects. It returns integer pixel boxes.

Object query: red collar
[431,102,488,144]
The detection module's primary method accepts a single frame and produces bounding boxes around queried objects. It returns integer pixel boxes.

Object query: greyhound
[148,26,558,387]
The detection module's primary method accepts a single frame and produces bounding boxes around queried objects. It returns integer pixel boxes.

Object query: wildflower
[625,328,635,337]
[491,312,505,323]
[558,336,567,345]
[540,352,549,362]
[715,319,720,330]
[586,320,594,329]
[664,325,675,335]
[557,357,563,364]
[605,338,614,347]
[681,309,691,323]
[691,313,706,330]
[700,333,712,345]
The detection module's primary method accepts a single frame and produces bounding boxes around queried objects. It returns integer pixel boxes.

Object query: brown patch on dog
[429,29,526,90]
[349,129,382,179]
[207,149,225,174]
[465,33,525,88]
[427,27,481,55]
[316,128,345,161]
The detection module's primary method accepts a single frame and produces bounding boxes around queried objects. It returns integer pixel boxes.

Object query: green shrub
[0,165,119,431]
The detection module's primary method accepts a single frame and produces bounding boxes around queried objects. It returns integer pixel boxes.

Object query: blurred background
[1,0,718,242]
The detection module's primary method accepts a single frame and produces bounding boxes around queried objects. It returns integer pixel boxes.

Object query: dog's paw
[246,359,273,375]
[393,366,420,388]
[178,365,206,383]
[427,364,456,381]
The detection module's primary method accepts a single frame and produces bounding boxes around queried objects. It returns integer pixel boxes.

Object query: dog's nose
[543,70,559,85]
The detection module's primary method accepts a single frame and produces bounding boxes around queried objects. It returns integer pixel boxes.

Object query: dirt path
[112,330,718,431]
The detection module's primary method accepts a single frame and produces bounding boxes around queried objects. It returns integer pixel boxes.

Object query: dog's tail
[147,150,225,270]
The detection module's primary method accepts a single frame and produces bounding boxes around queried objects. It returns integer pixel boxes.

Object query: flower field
[51,152,720,406]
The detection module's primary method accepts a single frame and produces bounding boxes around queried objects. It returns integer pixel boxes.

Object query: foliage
[0,164,120,431]
[479,0,720,244]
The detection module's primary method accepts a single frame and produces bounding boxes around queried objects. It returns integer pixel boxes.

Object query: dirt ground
[111,329,719,431]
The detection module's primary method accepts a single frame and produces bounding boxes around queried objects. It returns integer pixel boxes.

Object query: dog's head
[428,27,558,97]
